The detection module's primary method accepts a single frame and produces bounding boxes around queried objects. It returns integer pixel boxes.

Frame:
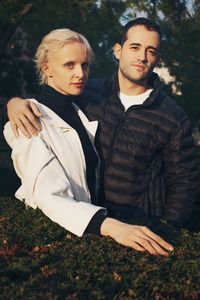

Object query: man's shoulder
[86,77,111,92]
[81,77,112,105]
[150,73,188,121]
[159,92,190,125]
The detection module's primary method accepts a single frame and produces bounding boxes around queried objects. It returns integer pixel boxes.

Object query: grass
[0,141,200,300]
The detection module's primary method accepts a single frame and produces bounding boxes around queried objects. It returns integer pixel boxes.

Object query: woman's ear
[113,43,122,60]
[43,60,53,77]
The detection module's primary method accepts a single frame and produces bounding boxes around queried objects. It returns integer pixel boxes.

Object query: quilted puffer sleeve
[163,111,199,225]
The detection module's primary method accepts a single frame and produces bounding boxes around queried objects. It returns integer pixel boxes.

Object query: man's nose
[137,49,147,63]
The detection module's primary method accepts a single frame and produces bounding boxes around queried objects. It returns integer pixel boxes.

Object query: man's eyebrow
[147,45,159,51]
[129,43,159,51]
[129,43,141,47]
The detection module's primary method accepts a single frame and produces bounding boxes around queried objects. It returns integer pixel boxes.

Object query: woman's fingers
[141,226,174,251]
[101,218,174,256]
[130,226,173,256]
[128,234,158,255]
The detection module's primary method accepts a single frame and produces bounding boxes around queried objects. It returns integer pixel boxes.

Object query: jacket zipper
[106,110,127,166]
[106,102,141,167]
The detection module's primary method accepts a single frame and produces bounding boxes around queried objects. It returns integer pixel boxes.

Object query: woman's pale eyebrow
[63,61,74,66]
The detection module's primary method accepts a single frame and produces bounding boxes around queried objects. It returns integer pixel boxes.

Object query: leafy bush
[0,143,200,299]
[0,196,200,300]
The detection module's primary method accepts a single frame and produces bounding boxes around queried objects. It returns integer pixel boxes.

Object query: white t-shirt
[119,89,153,111]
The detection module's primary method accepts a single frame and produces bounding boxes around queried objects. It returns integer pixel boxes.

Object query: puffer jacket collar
[108,71,166,108]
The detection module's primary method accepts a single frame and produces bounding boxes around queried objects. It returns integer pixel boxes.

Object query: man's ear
[113,43,122,60]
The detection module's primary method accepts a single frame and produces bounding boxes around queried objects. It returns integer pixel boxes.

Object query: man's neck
[118,71,148,96]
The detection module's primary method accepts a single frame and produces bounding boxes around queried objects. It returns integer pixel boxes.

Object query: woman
[4,28,173,255]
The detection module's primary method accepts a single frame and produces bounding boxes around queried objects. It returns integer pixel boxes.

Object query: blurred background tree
[0,0,199,124]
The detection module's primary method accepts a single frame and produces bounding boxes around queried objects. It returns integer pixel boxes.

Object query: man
[6,18,198,252]
[79,18,199,226]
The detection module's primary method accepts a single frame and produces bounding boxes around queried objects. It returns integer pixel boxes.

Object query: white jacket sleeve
[3,122,106,237]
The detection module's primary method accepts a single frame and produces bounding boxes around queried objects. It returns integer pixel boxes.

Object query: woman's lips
[71,82,84,87]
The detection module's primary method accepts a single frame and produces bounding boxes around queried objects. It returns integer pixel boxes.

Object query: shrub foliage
[0,196,200,300]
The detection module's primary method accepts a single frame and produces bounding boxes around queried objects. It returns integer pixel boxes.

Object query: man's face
[44,42,90,95]
[114,25,160,87]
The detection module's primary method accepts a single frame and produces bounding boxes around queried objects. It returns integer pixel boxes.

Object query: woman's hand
[101,218,173,256]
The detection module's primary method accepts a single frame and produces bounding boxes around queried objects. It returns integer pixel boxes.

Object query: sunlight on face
[43,42,90,95]
[114,25,160,90]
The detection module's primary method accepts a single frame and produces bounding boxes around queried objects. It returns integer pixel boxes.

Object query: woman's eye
[82,63,89,70]
[65,63,74,69]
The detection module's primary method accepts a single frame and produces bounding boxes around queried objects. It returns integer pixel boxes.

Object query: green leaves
[0,195,200,299]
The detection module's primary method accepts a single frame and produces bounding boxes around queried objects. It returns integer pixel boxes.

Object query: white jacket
[3,99,106,236]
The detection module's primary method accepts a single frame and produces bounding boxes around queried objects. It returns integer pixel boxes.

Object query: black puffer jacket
[80,73,198,224]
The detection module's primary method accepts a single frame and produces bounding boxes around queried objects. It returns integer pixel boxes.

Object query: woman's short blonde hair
[34,28,93,85]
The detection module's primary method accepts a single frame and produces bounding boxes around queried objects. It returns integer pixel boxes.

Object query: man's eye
[148,49,156,56]
[131,46,139,50]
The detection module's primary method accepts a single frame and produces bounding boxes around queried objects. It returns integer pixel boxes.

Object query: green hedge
[0,196,200,300]
[0,143,200,299]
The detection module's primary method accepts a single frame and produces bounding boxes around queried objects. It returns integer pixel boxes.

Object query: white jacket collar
[28,98,98,138]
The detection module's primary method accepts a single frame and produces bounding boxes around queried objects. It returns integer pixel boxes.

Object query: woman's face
[43,42,90,95]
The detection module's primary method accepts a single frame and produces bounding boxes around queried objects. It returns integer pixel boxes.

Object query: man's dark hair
[120,17,162,45]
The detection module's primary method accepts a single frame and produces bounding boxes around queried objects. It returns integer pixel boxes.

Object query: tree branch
[0,3,33,58]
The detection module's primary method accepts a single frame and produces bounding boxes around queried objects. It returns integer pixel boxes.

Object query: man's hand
[7,97,42,138]
[101,218,174,256]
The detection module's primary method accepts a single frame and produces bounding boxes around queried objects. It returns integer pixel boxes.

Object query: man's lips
[133,64,146,70]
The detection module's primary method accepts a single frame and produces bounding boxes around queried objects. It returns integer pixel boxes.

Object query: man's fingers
[20,113,41,135]
[30,102,42,118]
[27,102,42,131]
[14,119,32,138]
[10,121,19,139]
[7,98,42,138]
